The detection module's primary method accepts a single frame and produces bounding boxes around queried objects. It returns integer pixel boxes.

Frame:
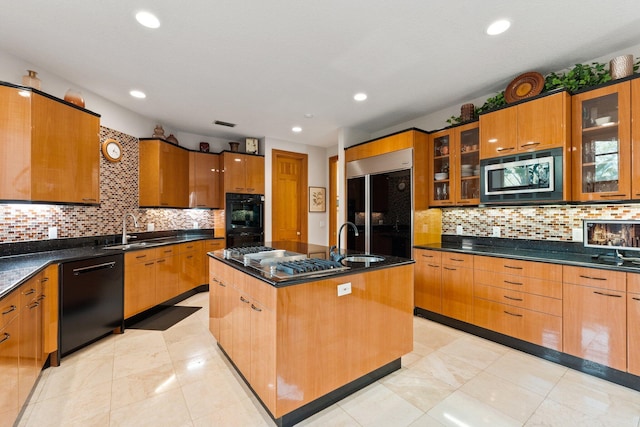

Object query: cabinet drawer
[475,255,562,282]
[20,282,39,306]
[474,283,562,316]
[179,241,202,254]
[563,265,626,292]
[206,239,225,252]
[628,272,640,294]
[155,245,177,257]
[125,248,157,264]
[0,291,19,328]
[416,249,442,264]
[245,276,276,311]
[474,269,562,299]
[474,298,562,350]
[442,252,473,267]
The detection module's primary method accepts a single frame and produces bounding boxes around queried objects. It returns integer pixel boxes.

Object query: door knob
[296,231,301,236]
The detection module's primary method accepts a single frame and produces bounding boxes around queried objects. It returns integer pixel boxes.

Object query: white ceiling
[1,1,639,147]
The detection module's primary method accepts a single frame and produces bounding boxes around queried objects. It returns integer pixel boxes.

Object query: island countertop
[207,241,415,287]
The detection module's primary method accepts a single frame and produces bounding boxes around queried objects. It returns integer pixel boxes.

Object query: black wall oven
[225,193,265,247]
[480,148,564,204]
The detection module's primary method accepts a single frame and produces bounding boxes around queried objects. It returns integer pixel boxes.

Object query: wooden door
[517,91,569,152]
[631,78,640,199]
[272,149,308,243]
[627,273,640,375]
[189,152,220,208]
[222,152,247,193]
[245,155,265,194]
[19,281,39,407]
[124,250,157,318]
[155,246,179,304]
[328,155,338,246]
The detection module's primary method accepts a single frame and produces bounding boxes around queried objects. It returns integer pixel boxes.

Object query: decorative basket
[610,54,633,80]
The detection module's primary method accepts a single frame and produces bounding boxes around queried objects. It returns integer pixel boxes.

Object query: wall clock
[101,138,123,162]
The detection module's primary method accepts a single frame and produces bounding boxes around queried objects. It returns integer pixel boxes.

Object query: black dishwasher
[60,254,124,356]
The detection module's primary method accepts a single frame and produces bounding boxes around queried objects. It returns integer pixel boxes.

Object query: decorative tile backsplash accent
[443,204,640,241]
[0,127,222,244]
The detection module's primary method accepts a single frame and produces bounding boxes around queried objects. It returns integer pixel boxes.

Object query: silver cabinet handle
[251,304,262,312]
[240,296,250,304]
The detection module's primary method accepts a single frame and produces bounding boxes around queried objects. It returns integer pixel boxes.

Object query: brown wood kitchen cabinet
[221,152,265,195]
[139,138,189,208]
[178,241,205,294]
[563,265,626,371]
[18,276,42,407]
[189,151,221,208]
[124,248,158,318]
[429,122,480,206]
[0,289,20,424]
[441,253,474,323]
[0,84,100,204]
[473,256,563,350]
[154,245,180,304]
[480,91,570,159]
[414,248,442,313]
[627,272,640,376]
[572,82,632,202]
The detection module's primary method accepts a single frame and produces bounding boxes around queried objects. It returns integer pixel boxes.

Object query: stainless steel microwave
[480,148,564,204]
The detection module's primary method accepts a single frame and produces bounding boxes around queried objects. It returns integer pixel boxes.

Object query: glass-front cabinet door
[429,131,453,206]
[429,122,480,206]
[632,78,640,200]
[572,82,631,202]
[457,123,480,205]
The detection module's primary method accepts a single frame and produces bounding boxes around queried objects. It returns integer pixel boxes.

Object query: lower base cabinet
[627,273,640,375]
[441,254,473,322]
[563,266,627,371]
[0,312,20,425]
[414,249,442,313]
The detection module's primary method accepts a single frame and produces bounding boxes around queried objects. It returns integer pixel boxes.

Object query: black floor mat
[128,306,202,331]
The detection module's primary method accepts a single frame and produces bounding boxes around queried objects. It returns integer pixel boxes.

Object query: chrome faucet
[331,221,359,261]
[122,213,139,244]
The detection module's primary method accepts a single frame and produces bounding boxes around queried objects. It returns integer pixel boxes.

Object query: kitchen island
[208,242,414,427]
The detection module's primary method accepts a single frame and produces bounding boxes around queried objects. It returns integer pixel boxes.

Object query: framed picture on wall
[309,186,326,212]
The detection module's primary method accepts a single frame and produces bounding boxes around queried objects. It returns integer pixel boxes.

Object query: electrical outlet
[492,226,501,237]
[456,225,463,235]
[572,228,583,242]
[192,221,198,229]
[48,227,58,239]
[337,282,352,297]
[147,223,155,231]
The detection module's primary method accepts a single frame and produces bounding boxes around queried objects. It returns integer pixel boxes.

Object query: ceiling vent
[214,120,236,127]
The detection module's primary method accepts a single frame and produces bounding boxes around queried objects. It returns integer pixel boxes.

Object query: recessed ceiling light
[354,93,367,101]
[486,19,510,35]
[292,126,302,133]
[129,90,146,99]
[136,11,160,29]
[304,113,314,118]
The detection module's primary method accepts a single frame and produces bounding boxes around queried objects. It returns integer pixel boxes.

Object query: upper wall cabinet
[139,138,189,208]
[0,84,100,204]
[189,151,221,208]
[480,91,570,159]
[221,152,265,195]
[346,129,429,210]
[571,81,632,202]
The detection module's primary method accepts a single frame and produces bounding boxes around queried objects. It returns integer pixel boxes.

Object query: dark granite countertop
[208,241,414,287]
[415,236,640,274]
[0,230,223,299]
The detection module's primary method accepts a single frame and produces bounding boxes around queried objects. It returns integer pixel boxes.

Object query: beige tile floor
[17,291,640,427]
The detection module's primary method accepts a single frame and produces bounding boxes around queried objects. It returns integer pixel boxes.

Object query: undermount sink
[341,255,385,263]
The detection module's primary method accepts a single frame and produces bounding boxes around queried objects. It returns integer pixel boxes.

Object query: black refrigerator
[346,148,413,258]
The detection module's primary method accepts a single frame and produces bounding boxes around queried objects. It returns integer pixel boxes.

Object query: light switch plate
[456,225,463,235]
[492,226,501,237]
[48,227,58,239]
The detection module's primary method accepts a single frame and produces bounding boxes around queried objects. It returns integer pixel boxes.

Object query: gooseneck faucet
[122,213,139,244]
[331,221,359,261]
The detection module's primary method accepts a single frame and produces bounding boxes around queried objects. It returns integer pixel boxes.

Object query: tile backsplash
[0,127,223,244]
[443,204,640,241]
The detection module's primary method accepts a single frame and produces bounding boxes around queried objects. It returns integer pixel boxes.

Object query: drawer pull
[428,264,440,268]
[449,258,465,262]
[136,255,147,259]
[29,301,39,309]
[504,265,522,270]
[0,333,10,345]
[520,141,540,148]
[144,262,155,267]
[504,310,523,317]
[218,282,226,287]
[41,277,49,283]
[593,291,622,298]
[633,297,640,301]
[504,280,523,286]
[443,267,457,271]
[496,147,515,152]
[23,288,36,296]
[240,296,251,304]
[503,295,523,301]
[599,194,626,198]
[251,304,262,312]
[421,254,434,258]
[579,274,606,281]
[2,305,17,315]
[187,255,194,259]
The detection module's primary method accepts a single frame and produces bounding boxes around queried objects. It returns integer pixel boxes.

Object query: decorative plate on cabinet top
[504,71,544,103]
